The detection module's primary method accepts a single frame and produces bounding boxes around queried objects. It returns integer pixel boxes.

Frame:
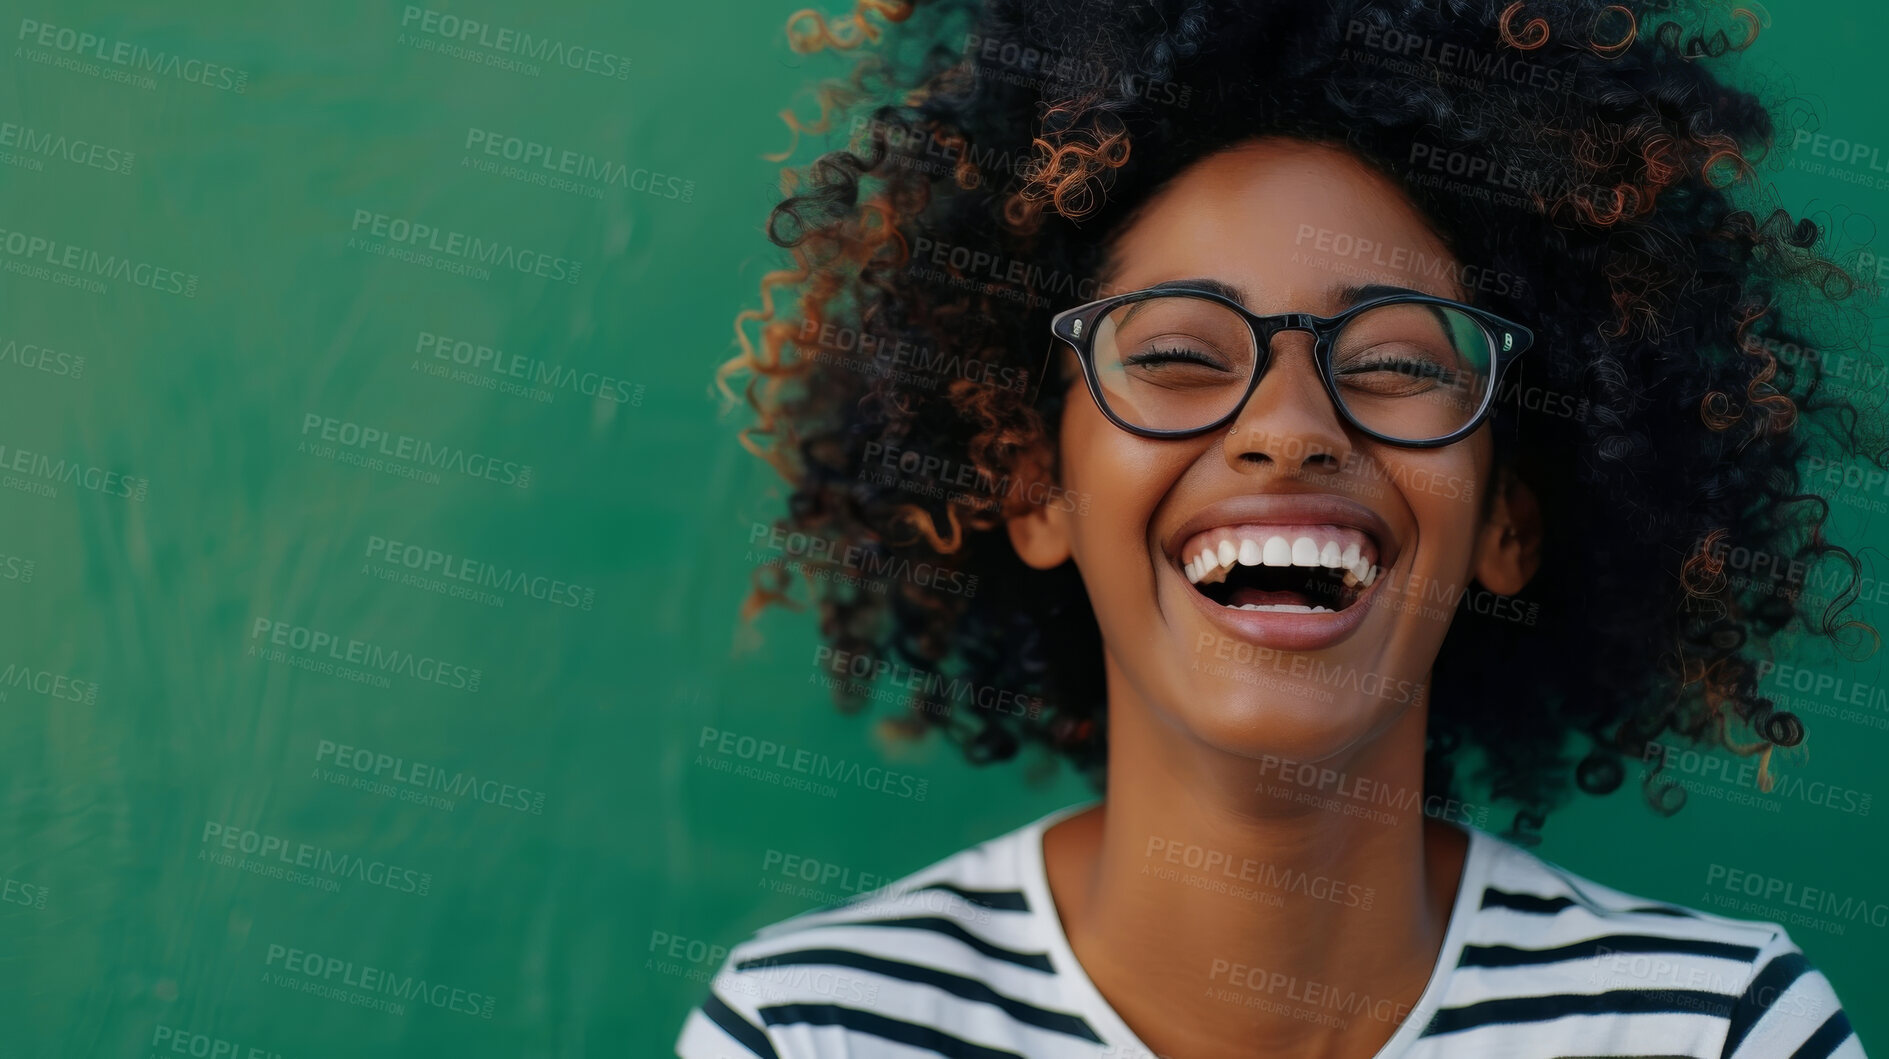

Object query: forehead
[1102,137,1467,306]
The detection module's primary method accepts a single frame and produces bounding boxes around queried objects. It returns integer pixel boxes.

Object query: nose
[1222,329,1352,475]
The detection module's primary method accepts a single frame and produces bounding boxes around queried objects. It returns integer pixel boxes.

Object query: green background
[0,1,1884,1055]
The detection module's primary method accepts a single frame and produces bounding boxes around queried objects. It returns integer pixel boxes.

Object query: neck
[1045,662,1469,1059]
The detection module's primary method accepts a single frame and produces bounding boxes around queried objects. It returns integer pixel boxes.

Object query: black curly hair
[722,0,1884,842]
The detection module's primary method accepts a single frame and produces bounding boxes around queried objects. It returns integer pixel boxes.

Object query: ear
[1005,438,1075,571]
[1471,466,1542,596]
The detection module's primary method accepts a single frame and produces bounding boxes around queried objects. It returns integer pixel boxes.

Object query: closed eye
[1123,346,1238,371]
[1337,357,1455,380]
[1335,357,1467,399]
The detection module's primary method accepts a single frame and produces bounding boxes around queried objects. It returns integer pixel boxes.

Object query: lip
[1164,492,1401,652]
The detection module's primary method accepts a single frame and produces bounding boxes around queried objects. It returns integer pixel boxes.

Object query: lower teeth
[1232,603,1333,613]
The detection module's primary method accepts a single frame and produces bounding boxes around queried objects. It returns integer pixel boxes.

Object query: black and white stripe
[675,806,1867,1058]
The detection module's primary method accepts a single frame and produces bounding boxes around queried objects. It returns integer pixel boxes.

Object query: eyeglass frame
[1047,286,1536,449]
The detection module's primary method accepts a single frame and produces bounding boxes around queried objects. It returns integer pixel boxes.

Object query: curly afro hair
[722,0,1884,842]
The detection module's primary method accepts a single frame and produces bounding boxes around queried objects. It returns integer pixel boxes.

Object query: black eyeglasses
[1049,287,1535,448]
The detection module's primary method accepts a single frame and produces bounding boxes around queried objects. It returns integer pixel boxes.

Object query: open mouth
[1180,524,1381,614]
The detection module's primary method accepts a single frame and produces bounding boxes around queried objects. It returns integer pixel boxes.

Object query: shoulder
[674,817,1067,1058]
[1430,830,1867,1058]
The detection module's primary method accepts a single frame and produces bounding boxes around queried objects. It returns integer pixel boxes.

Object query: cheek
[1394,449,1488,573]
[1055,398,1189,565]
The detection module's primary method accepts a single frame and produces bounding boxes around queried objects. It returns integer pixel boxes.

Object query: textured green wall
[0,1,1884,1055]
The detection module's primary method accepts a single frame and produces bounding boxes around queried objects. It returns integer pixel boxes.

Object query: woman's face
[1011,136,1537,765]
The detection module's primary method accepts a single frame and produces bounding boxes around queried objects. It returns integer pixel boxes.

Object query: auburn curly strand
[721,0,1884,841]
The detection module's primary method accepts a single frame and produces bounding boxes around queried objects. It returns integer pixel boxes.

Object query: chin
[1167,676,1405,767]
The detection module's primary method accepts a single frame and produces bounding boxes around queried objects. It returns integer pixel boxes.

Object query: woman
[681,0,1877,1054]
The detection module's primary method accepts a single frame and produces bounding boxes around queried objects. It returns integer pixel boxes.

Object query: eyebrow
[1336,281,1460,307]
[1128,278,1460,311]
[1139,277,1249,303]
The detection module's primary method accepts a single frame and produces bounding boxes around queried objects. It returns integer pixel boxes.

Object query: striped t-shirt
[675,804,1867,1058]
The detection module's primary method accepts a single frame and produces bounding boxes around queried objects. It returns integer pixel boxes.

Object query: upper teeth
[1183,529,1379,587]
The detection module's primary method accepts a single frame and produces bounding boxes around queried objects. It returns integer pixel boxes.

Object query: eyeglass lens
[1088,295,1497,442]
